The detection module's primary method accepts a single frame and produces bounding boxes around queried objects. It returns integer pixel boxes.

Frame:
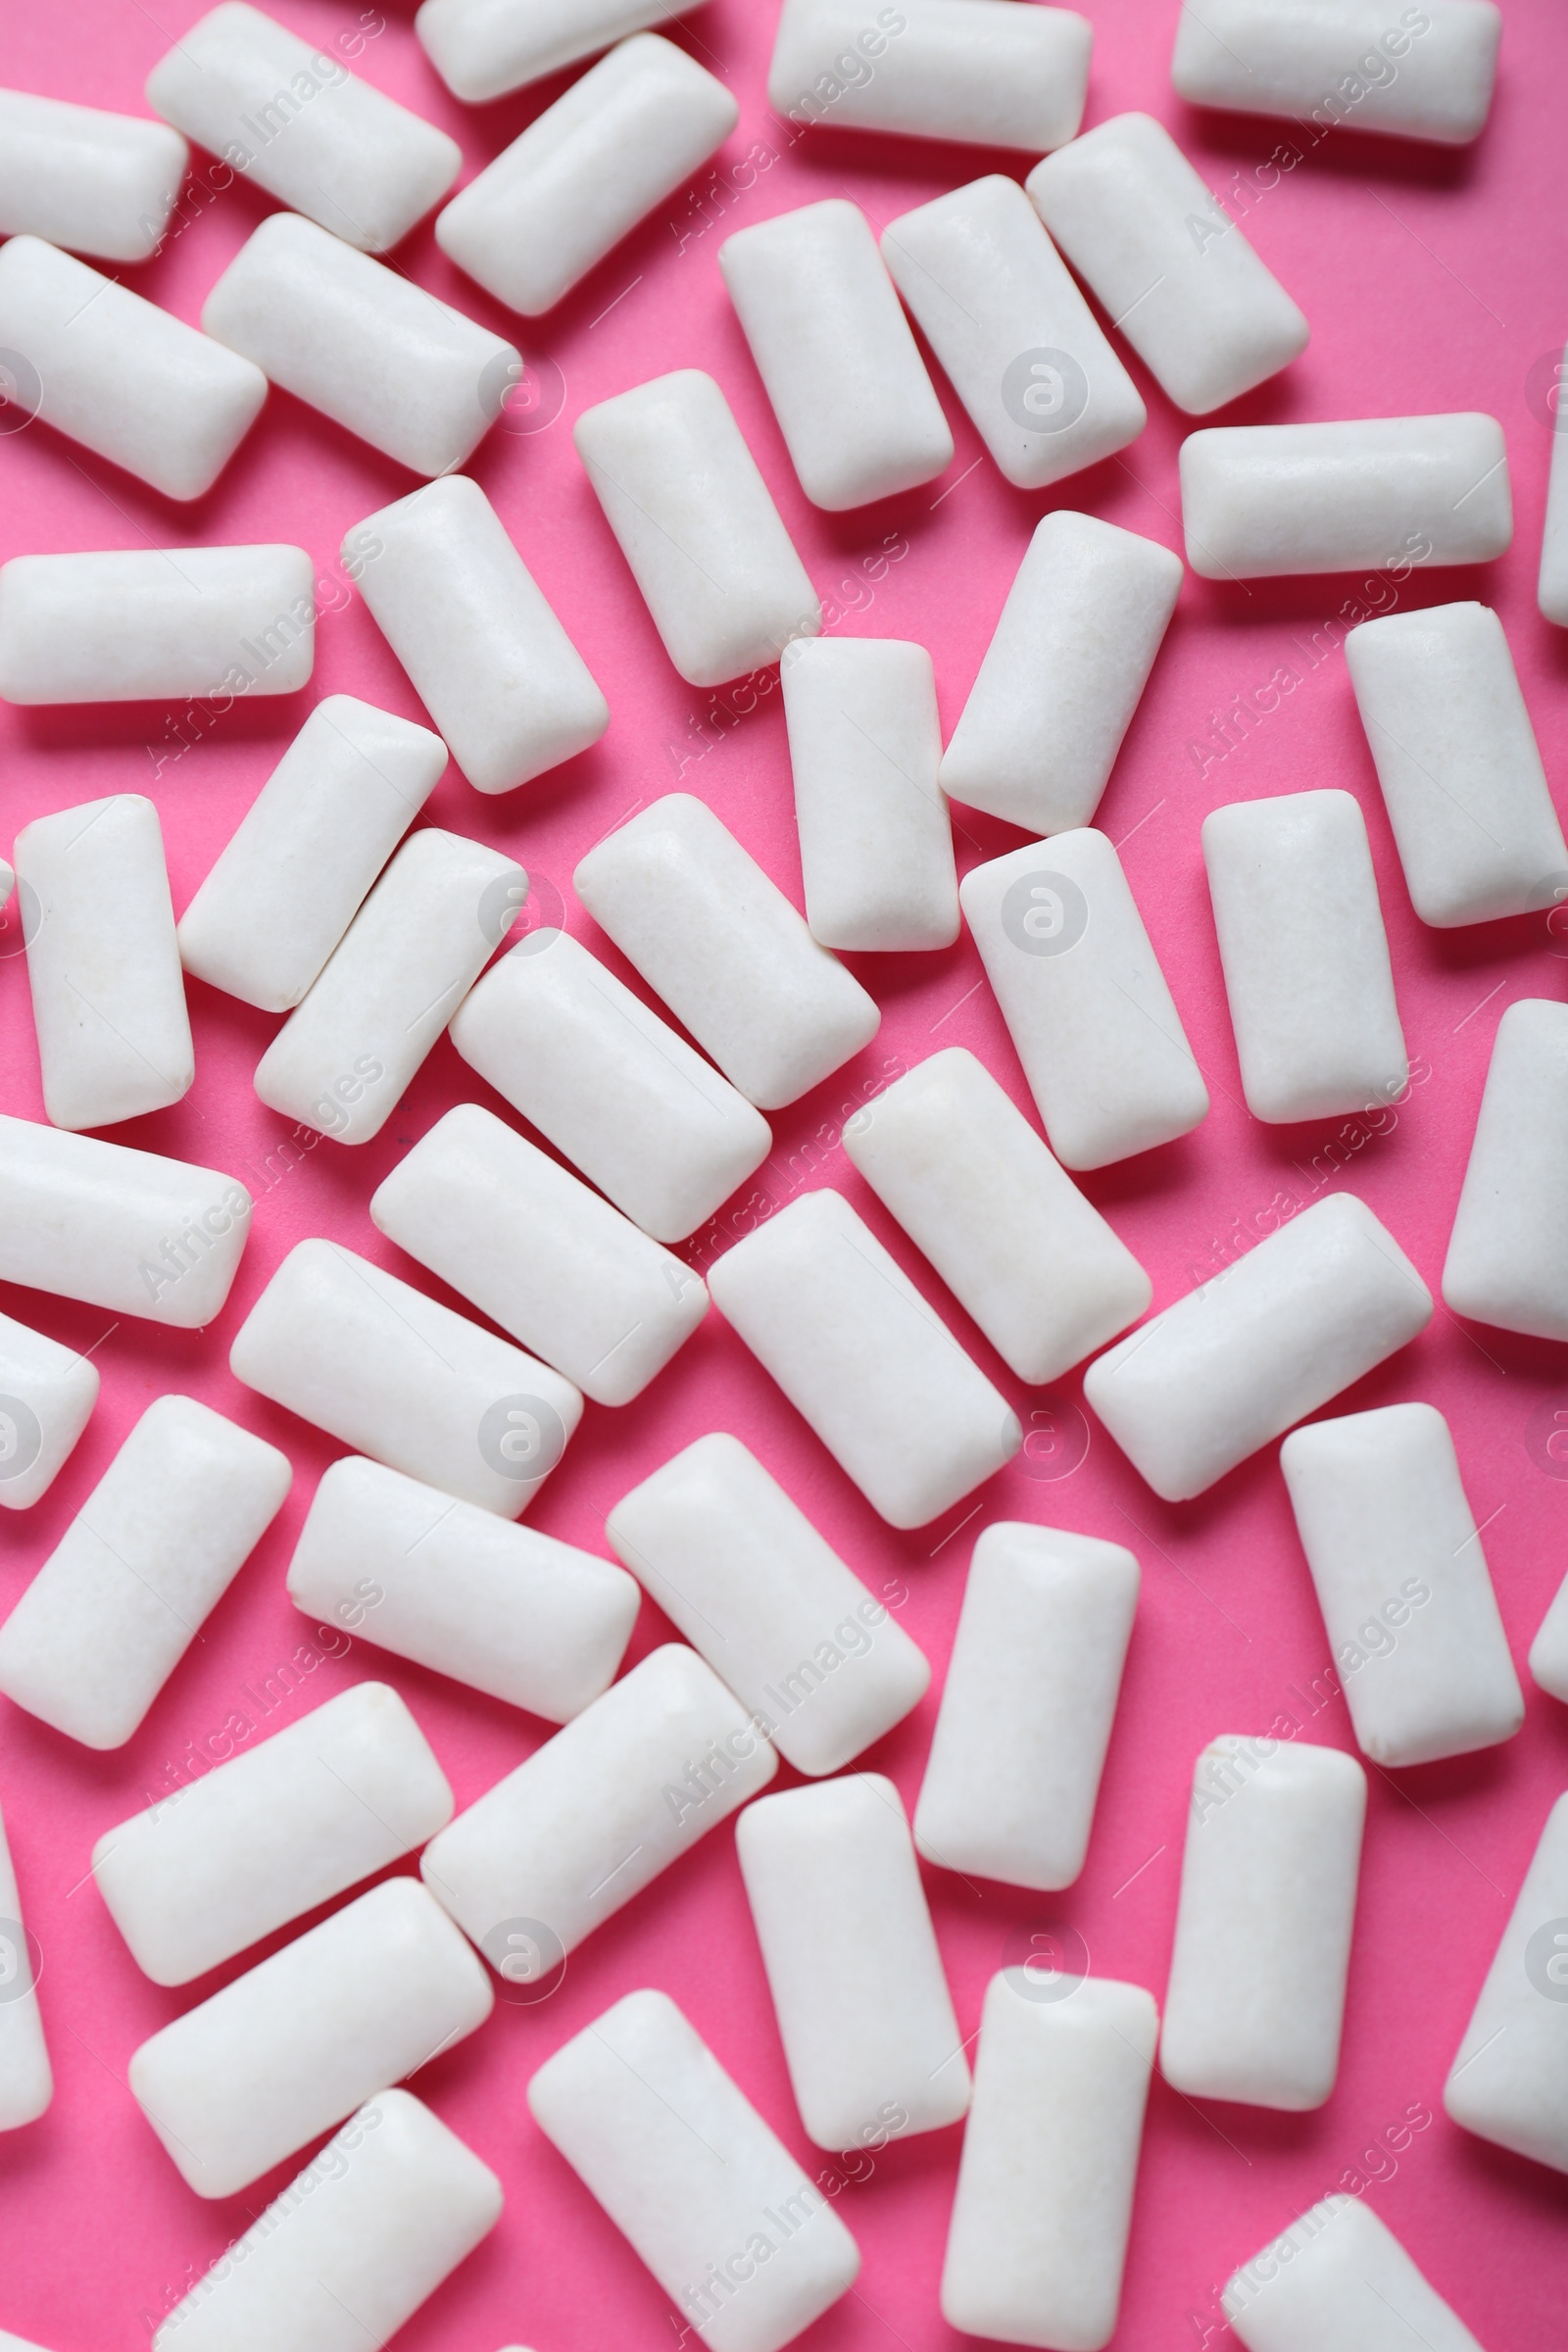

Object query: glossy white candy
[0,1396,291,1750]
[1162,1738,1366,2110]
[16,795,193,1132]
[147,3,460,253]
[607,1433,929,1776]
[0,1309,97,1513]
[939,512,1182,837]
[961,829,1208,1171]
[152,2091,502,2352]
[417,0,708,101]
[177,697,447,1013]
[345,477,608,796]
[1226,2196,1487,2352]
[203,213,520,477]
[129,1878,492,2198]
[449,929,771,1243]
[0,543,314,705]
[1346,603,1567,925]
[843,1049,1152,1384]
[0,1803,51,2131]
[574,795,879,1110]
[1444,1001,1568,1341]
[1540,358,1568,626]
[437,35,736,317]
[1027,112,1308,415]
[781,638,957,952]
[914,1523,1139,1891]
[769,0,1090,151]
[254,829,524,1146]
[1180,415,1512,578]
[941,1972,1156,2352]
[881,177,1146,493]
[420,1645,778,1970]
[1530,1560,1568,1704]
[1172,0,1502,147]
[719,199,953,511]
[286,1457,638,1720]
[0,87,186,262]
[574,370,821,686]
[1202,789,1407,1123]
[370,1102,709,1405]
[709,1189,1021,1529]
[1445,1790,1568,2173]
[230,1238,582,1518]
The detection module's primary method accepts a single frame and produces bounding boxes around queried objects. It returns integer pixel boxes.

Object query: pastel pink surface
[0,1,1565,2345]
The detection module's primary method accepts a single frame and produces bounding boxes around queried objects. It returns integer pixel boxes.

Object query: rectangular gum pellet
[960,828,1209,1170]
[939,511,1183,836]
[253,828,525,1146]
[1444,1789,1568,2173]
[842,1048,1152,1384]
[1281,1403,1523,1769]
[202,213,521,478]
[941,1971,1156,2351]
[0,543,315,705]
[285,1456,639,1719]
[606,1432,930,1776]
[914,1522,1139,1891]
[573,369,822,686]
[1086,1193,1432,1499]
[129,1878,493,2197]
[1026,112,1308,415]
[527,1988,859,2352]
[881,177,1146,494]
[1172,0,1501,147]
[1202,788,1408,1122]
[719,199,954,512]
[94,1682,455,1985]
[1180,415,1512,579]
[0,1396,291,1749]
[1443,1000,1568,1341]
[1225,2195,1488,2352]
[417,0,708,102]
[0,1307,98,1511]
[153,2090,502,2352]
[449,929,771,1243]
[769,0,1090,151]
[0,86,187,262]
[0,1802,51,2130]
[1540,345,1568,625]
[1346,602,1567,924]
[707,1188,1021,1529]
[229,1237,583,1519]
[344,476,609,795]
[573,794,879,1110]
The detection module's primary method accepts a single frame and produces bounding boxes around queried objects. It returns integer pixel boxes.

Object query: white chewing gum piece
[0,1308,98,1512]
[0,543,315,705]
[1172,0,1501,146]
[0,86,187,261]
[769,0,1091,151]
[1443,1000,1568,1341]
[1224,2194,1488,2352]
[1540,344,1568,626]
[1444,1789,1568,2175]
[0,1801,52,2130]
[417,0,710,102]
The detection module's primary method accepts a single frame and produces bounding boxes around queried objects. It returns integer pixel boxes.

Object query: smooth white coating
[961,829,1208,1171]
[0,1803,51,2131]
[202,212,521,477]
[606,1432,929,1776]
[1345,603,1567,925]
[843,1049,1151,1385]
[0,235,265,501]
[152,2090,503,2352]
[420,1644,778,1968]
[437,35,737,316]
[708,1188,1021,1529]
[1226,2195,1487,2352]
[0,543,315,705]
[719,199,953,512]
[417,0,708,101]
[939,511,1183,837]
[229,1238,582,1518]
[769,0,1090,151]
[147,3,460,253]
[0,1309,98,1513]
[1541,358,1568,626]
[254,828,524,1146]
[1172,0,1502,147]
[1180,415,1512,578]
[449,929,772,1244]
[0,86,187,262]
[1086,1193,1433,1501]
[370,1102,709,1405]
[16,795,194,1133]
[941,1972,1156,2352]
[1028,113,1307,415]
[0,1396,291,1751]
[881,177,1146,493]
[1530,1560,1568,1705]
[1445,1790,1568,2174]
[914,1522,1139,1892]
[738,1775,968,2150]
[781,637,957,952]
[573,795,880,1110]
[1443,1000,1568,1341]
[346,476,608,796]
[285,1456,639,1719]
[177,696,448,1013]
[1161,1737,1366,2110]
[130,1878,493,2198]
[1202,789,1407,1123]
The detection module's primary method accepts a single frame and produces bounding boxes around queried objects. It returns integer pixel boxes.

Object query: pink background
[1,0,1566,2344]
